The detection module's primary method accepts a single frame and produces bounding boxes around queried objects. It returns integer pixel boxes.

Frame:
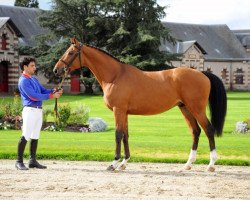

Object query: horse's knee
[116,130,124,142]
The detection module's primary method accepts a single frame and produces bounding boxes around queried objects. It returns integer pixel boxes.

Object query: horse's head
[53,38,83,77]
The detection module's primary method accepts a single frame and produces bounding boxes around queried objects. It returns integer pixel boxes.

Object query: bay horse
[54,38,227,172]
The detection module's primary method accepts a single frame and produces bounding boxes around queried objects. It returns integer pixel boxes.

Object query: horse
[53,38,227,172]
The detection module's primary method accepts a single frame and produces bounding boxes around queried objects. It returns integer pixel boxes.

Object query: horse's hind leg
[193,112,217,172]
[179,105,201,170]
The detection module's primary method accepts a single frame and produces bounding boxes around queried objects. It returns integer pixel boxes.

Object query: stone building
[0,5,48,93]
[1,5,250,92]
[161,22,250,90]
[233,29,250,53]
[0,17,22,92]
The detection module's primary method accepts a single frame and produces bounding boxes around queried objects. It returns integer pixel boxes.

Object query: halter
[54,44,83,119]
[59,44,83,73]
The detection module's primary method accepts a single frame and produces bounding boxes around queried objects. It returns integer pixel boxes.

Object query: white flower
[236,121,248,133]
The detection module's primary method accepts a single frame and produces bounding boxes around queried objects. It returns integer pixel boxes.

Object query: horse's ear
[70,37,79,46]
[70,38,75,44]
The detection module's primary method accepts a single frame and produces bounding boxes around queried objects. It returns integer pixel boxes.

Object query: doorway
[0,61,8,92]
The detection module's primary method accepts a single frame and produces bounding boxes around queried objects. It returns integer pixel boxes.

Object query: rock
[88,117,107,132]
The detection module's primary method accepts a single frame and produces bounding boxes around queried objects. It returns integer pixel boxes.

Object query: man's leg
[29,108,46,169]
[28,139,47,169]
[15,136,28,170]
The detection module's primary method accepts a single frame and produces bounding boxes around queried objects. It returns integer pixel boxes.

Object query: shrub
[43,108,52,124]
[68,104,90,125]
[0,95,22,130]
[0,106,4,120]
[54,103,71,130]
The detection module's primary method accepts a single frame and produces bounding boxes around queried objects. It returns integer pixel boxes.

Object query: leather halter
[59,44,83,73]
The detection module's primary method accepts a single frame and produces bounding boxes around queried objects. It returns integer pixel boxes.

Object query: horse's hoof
[107,165,116,171]
[184,164,192,170]
[207,165,215,172]
[117,164,126,171]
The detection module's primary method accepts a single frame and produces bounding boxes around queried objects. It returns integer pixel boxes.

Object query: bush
[54,103,71,130]
[0,95,22,130]
[68,104,90,125]
[43,108,52,124]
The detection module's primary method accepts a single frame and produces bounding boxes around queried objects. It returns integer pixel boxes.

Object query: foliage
[0,95,22,130]
[14,0,39,8]
[34,0,178,85]
[54,103,71,130]
[0,121,14,130]
[243,118,250,129]
[36,38,69,84]
[43,108,53,124]
[44,103,90,131]
[68,104,90,125]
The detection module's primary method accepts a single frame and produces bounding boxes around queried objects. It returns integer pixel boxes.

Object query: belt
[25,105,43,109]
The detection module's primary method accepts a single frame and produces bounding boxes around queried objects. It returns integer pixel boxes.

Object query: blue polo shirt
[18,74,53,107]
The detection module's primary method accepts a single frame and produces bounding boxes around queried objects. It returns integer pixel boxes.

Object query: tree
[102,0,177,70]
[36,0,178,89]
[15,0,39,8]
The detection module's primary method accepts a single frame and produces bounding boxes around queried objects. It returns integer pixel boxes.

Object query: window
[221,68,228,84]
[1,34,7,50]
[235,68,244,84]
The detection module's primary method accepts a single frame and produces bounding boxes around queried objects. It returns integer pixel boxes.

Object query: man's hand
[58,88,63,95]
[53,91,62,98]
[52,88,63,98]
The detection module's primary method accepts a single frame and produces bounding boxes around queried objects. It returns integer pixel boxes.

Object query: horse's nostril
[53,69,58,74]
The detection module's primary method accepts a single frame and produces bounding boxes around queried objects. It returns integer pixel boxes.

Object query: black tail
[202,71,227,137]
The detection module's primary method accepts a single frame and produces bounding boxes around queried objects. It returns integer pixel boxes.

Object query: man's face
[24,61,36,76]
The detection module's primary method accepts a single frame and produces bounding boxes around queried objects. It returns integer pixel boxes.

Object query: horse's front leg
[117,115,130,170]
[107,108,129,171]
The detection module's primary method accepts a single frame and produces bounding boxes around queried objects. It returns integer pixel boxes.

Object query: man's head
[19,57,36,75]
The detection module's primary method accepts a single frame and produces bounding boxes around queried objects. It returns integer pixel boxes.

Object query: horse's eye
[68,51,74,55]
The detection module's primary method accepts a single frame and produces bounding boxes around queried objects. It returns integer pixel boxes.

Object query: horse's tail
[202,71,227,137]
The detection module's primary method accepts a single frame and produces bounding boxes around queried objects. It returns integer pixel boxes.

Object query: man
[16,57,63,170]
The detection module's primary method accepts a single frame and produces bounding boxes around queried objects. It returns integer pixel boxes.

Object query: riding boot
[15,136,29,170]
[28,139,47,169]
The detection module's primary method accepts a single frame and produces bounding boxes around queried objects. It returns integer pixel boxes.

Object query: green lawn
[0,92,249,165]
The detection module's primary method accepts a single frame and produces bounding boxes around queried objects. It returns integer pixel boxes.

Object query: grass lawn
[0,92,249,166]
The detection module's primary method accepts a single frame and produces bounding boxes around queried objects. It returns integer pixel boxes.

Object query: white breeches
[22,107,43,140]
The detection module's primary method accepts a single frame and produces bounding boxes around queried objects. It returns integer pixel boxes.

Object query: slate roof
[0,17,23,37]
[233,30,250,46]
[161,22,250,60]
[0,5,48,46]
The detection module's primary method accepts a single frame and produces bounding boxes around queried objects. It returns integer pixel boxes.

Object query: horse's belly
[127,99,178,115]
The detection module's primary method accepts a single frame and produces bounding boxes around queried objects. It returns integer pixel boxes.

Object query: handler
[16,57,63,170]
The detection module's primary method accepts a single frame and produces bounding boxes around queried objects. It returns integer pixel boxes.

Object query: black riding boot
[28,139,47,169]
[15,136,28,170]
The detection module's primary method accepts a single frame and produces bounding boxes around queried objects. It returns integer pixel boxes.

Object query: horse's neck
[82,46,122,86]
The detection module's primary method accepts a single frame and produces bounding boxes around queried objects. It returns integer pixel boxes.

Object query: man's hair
[19,57,36,71]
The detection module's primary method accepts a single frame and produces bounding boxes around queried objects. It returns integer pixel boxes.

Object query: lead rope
[54,69,68,120]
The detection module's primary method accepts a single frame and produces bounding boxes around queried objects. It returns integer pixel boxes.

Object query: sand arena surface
[0,160,249,200]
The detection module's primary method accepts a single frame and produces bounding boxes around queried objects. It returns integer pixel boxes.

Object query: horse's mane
[86,44,125,64]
